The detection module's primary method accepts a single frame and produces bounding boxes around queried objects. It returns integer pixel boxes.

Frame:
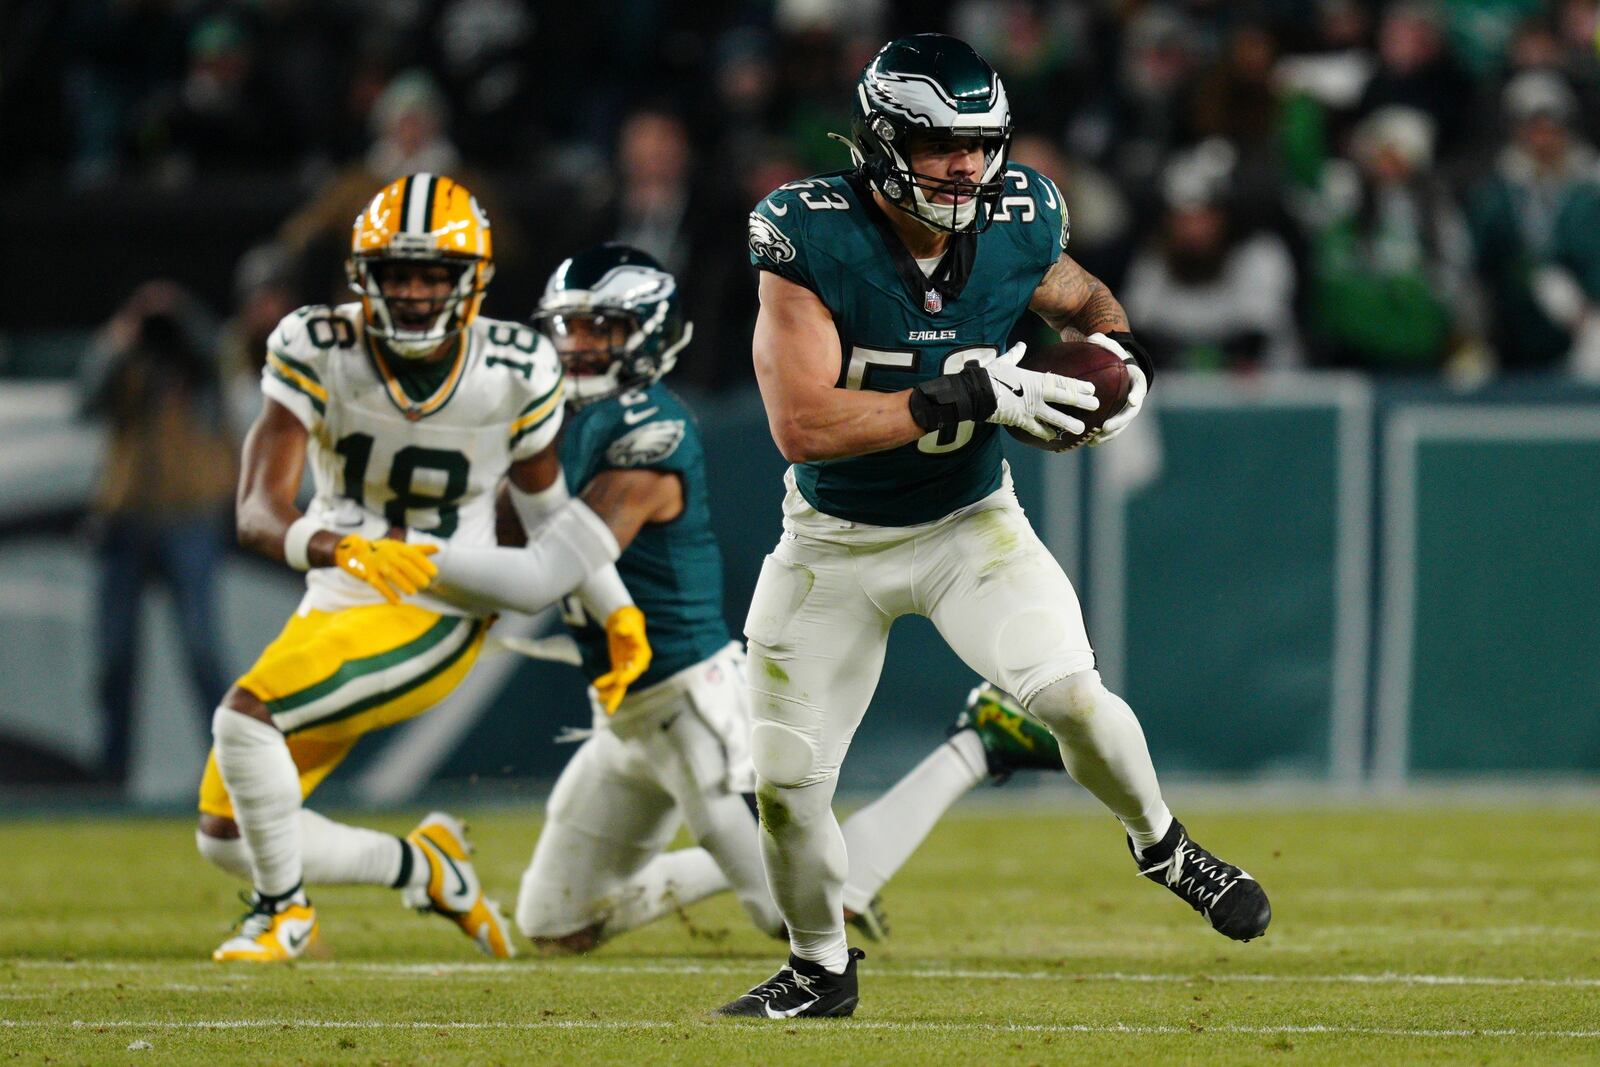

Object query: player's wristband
[282,515,322,571]
[1106,330,1154,387]
[908,364,997,432]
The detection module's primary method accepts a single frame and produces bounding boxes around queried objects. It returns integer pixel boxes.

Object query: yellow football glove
[333,534,439,604]
[593,605,652,714]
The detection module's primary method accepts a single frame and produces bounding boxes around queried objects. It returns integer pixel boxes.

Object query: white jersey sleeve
[500,328,566,461]
[260,306,355,431]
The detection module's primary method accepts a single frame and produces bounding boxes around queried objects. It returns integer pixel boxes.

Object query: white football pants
[744,468,1165,970]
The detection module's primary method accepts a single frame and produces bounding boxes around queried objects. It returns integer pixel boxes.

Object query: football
[1004,340,1132,452]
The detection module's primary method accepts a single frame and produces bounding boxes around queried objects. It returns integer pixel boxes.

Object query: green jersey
[558,384,729,689]
[748,164,1067,526]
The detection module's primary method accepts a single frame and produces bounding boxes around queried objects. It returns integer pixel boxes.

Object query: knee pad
[1028,669,1109,734]
[749,722,817,788]
[195,827,251,880]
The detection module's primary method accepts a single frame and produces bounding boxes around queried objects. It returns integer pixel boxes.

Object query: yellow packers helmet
[347,173,495,358]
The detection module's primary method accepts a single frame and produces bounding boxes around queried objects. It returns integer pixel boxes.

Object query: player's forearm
[433,499,627,615]
[1054,277,1129,337]
[235,495,341,568]
[765,388,925,462]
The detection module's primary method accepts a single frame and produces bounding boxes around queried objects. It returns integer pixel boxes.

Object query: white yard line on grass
[10,959,1600,989]
[0,1019,1597,1040]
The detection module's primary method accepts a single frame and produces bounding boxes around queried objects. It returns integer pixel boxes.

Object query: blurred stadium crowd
[5,0,1600,394]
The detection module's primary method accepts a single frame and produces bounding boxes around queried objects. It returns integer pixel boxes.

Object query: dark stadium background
[2,0,1598,806]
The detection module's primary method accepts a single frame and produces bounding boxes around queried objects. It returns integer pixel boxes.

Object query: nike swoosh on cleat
[436,848,470,900]
[285,928,309,951]
[765,997,819,1019]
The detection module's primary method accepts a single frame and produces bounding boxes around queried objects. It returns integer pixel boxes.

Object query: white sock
[211,707,303,898]
[839,732,987,914]
[1030,672,1173,848]
[300,809,424,888]
[197,813,423,889]
[195,828,251,879]
[601,849,731,937]
[760,778,850,974]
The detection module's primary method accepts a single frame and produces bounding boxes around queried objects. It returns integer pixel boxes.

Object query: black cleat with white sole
[716,948,865,1018]
[1131,819,1271,941]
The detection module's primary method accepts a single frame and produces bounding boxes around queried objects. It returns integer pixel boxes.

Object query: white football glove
[1085,332,1147,444]
[982,342,1099,441]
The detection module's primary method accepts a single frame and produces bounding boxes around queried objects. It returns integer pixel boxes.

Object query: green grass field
[3,801,1598,1065]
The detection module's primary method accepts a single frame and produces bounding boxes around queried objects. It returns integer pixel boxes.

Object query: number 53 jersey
[260,302,565,614]
[748,164,1066,527]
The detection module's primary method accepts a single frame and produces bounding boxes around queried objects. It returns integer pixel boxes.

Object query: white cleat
[402,812,516,959]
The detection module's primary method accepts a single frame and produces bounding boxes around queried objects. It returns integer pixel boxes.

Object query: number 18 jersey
[261,302,564,614]
[748,165,1066,527]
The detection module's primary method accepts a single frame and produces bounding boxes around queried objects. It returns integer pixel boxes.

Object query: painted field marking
[10,959,1600,988]
[1,1018,1597,1040]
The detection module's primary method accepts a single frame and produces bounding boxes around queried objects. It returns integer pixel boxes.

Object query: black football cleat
[715,948,865,1019]
[1131,820,1271,941]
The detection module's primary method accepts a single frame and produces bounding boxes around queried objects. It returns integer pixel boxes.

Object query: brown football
[1004,340,1132,453]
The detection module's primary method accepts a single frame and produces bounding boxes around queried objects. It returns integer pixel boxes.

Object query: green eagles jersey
[748,164,1068,526]
[558,384,730,689]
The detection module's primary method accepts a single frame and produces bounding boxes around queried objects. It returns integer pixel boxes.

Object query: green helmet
[846,33,1013,233]
[531,243,691,408]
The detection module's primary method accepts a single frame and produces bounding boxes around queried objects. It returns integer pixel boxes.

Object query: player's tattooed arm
[236,398,339,566]
[1029,253,1130,339]
[754,272,926,461]
[579,469,684,552]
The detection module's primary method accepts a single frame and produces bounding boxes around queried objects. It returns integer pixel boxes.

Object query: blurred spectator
[61,0,190,186]
[609,109,699,275]
[77,282,234,788]
[1124,142,1304,372]
[218,244,304,434]
[592,107,752,390]
[1469,71,1600,377]
[1357,3,1476,164]
[150,12,298,182]
[1301,106,1484,373]
[362,69,463,181]
[1106,6,1205,198]
[435,0,539,166]
[1276,0,1378,115]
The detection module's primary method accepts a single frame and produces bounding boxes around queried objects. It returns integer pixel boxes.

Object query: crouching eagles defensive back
[196,173,652,962]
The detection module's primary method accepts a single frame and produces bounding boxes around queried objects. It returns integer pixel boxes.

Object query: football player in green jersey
[720,34,1271,1019]
[510,244,1067,952]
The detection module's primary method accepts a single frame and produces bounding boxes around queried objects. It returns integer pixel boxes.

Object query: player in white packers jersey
[197,173,653,963]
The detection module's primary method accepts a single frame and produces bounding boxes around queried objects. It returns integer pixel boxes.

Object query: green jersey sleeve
[748,182,823,292]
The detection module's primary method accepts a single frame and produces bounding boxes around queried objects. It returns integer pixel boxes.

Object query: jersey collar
[847,172,976,312]
[364,330,471,421]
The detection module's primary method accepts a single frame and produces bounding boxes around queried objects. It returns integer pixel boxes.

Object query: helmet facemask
[348,244,492,360]
[534,305,693,409]
[855,119,1012,233]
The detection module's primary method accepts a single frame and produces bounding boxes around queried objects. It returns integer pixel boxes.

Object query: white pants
[516,644,782,938]
[744,470,1094,788]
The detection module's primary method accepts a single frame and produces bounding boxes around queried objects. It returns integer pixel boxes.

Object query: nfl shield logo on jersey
[924,288,943,314]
